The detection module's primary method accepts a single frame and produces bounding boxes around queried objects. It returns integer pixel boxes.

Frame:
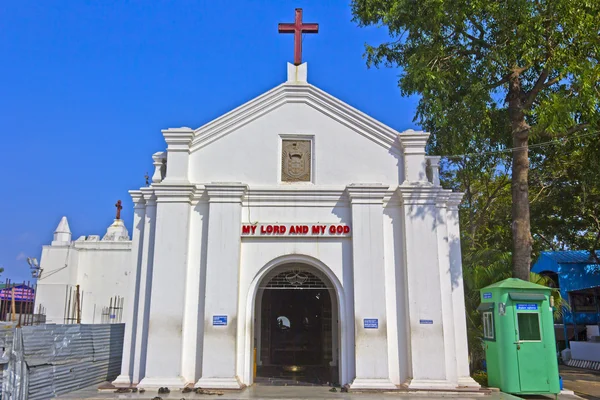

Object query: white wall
[189,102,403,186]
[35,239,132,324]
[76,242,132,323]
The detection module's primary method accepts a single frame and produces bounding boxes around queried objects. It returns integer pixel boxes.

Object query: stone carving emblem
[282,139,311,182]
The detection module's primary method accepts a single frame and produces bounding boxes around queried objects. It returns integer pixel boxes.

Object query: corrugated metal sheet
[540,250,600,264]
[0,324,124,400]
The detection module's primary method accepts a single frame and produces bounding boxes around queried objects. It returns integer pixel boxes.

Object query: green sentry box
[478,278,560,395]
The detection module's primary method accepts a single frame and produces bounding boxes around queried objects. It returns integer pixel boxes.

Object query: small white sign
[241,223,351,237]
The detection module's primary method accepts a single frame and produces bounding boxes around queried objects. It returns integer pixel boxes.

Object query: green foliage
[351,0,600,142]
[472,371,488,387]
[352,0,600,277]
[530,133,600,257]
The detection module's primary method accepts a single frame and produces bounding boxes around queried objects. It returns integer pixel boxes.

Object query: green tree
[530,132,600,259]
[352,0,600,280]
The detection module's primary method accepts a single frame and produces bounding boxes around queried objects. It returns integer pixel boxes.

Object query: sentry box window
[483,311,495,341]
[517,312,542,341]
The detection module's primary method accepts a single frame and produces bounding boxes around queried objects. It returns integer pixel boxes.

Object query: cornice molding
[435,190,452,208]
[129,190,146,209]
[346,184,389,205]
[152,183,196,204]
[397,183,440,205]
[398,130,430,155]
[205,183,248,203]
[140,188,157,206]
[447,192,465,211]
[187,83,405,155]
[244,186,349,207]
[162,127,194,151]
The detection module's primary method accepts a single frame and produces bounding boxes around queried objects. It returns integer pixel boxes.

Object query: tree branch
[487,73,512,89]
[523,68,549,109]
[536,232,557,251]
[466,15,485,39]
[565,123,590,136]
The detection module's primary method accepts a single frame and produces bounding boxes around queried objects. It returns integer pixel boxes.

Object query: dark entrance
[256,268,336,386]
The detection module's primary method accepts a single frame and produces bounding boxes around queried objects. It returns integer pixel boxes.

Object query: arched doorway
[253,264,339,385]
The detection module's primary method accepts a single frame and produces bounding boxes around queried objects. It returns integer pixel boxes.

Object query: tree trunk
[507,72,532,281]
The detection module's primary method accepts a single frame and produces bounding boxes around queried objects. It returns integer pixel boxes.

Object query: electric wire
[441,130,600,159]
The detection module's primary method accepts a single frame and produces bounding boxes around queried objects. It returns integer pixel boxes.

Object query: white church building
[35,61,479,391]
[113,61,478,391]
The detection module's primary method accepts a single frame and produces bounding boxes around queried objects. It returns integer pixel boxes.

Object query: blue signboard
[483,292,492,299]
[213,315,228,326]
[516,304,538,311]
[364,319,378,329]
[419,319,433,325]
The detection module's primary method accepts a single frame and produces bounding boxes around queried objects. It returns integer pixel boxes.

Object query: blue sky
[0,0,420,282]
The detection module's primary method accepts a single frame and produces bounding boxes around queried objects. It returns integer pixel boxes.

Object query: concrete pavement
[560,365,600,400]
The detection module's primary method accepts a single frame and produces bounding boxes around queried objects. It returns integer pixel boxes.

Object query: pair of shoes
[158,387,171,394]
[182,386,193,393]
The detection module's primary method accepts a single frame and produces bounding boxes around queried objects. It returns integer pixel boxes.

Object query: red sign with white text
[241,223,351,237]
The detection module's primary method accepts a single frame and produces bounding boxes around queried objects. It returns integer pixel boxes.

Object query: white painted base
[350,378,397,390]
[458,376,481,388]
[112,375,132,387]
[408,379,456,390]
[195,377,244,389]
[137,376,188,389]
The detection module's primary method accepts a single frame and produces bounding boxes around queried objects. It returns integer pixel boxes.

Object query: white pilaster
[347,184,396,390]
[138,185,194,389]
[196,183,248,390]
[448,193,480,388]
[162,128,194,183]
[132,189,157,384]
[113,191,146,387]
[399,185,454,390]
[398,130,430,184]
[435,191,458,386]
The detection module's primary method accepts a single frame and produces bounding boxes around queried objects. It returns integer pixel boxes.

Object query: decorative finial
[278,8,319,65]
[115,200,123,220]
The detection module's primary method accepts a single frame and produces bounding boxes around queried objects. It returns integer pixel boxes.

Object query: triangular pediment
[188,77,402,153]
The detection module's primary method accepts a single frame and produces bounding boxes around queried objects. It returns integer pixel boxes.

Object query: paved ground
[57,385,584,400]
[560,365,600,400]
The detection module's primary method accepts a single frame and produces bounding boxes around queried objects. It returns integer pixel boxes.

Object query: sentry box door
[512,301,550,393]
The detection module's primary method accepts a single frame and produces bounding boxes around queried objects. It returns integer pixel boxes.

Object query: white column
[138,185,194,389]
[132,189,157,384]
[162,128,193,183]
[113,191,146,387]
[347,184,396,390]
[448,193,480,388]
[435,192,458,386]
[196,183,247,389]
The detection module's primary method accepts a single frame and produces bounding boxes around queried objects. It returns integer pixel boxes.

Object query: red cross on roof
[278,8,319,66]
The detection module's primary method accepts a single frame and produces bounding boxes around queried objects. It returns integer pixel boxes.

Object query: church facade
[112,63,479,390]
